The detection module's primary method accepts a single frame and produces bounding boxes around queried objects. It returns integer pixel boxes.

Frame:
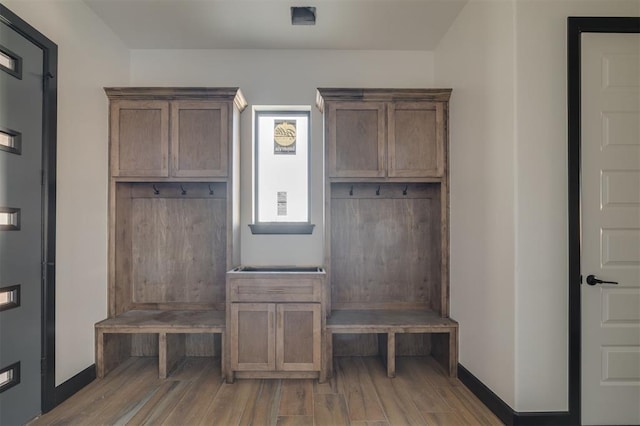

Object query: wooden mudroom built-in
[317,88,458,380]
[96,87,246,379]
[95,86,457,385]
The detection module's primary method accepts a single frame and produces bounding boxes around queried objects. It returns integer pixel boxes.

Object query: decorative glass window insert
[0,362,20,394]
[252,108,313,234]
[0,44,22,79]
[0,127,21,155]
[0,50,14,69]
[0,207,20,231]
[0,285,20,312]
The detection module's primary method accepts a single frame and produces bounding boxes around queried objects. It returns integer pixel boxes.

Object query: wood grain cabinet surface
[230,302,321,373]
[319,89,449,179]
[226,268,326,381]
[108,88,243,179]
[110,100,170,177]
[170,101,228,178]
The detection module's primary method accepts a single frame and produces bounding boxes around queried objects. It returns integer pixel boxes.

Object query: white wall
[514,0,640,412]
[3,0,130,385]
[437,0,640,412]
[434,0,518,408]
[130,49,435,266]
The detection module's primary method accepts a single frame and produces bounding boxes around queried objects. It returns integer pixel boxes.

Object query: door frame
[0,3,57,413]
[567,16,640,426]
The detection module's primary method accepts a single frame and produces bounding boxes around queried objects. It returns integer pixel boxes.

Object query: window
[0,43,22,79]
[250,107,314,234]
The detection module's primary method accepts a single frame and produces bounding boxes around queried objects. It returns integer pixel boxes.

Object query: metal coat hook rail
[152,185,160,195]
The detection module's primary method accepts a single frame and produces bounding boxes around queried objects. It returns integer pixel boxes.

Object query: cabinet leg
[449,328,458,378]
[96,329,105,379]
[220,332,227,381]
[159,332,185,379]
[387,332,396,378]
[324,330,333,380]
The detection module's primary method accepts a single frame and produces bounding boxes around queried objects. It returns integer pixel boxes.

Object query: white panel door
[581,33,640,425]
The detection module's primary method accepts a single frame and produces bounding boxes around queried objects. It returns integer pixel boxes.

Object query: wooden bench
[324,310,458,381]
[95,310,225,379]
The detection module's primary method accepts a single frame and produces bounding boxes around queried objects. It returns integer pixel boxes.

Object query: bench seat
[325,309,458,380]
[95,310,225,379]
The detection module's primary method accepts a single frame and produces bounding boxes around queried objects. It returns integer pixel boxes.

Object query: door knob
[586,275,618,286]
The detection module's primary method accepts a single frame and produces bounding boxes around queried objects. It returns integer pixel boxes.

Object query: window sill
[249,223,315,235]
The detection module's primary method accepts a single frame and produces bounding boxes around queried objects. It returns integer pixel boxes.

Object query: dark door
[0,12,45,425]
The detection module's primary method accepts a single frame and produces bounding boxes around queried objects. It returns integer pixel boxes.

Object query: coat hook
[209,184,214,195]
[349,186,353,196]
[376,186,381,196]
[152,185,160,195]
[180,185,187,195]
[403,185,408,196]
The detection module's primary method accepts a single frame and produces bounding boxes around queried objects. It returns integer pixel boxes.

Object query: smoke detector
[291,7,316,25]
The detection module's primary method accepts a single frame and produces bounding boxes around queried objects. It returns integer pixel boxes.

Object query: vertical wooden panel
[331,192,435,308]
[131,333,158,356]
[333,334,379,356]
[185,334,216,357]
[395,333,432,356]
[114,183,133,315]
[131,197,226,305]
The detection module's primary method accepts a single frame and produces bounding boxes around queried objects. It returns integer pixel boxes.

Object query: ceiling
[83,0,468,50]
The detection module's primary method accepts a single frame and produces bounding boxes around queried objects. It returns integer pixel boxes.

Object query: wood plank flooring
[31,356,502,425]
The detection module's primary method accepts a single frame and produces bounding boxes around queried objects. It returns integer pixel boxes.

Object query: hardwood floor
[31,356,502,425]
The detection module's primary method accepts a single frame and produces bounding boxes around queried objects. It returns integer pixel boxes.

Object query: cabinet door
[111,100,169,177]
[276,303,321,371]
[171,101,228,177]
[388,101,444,178]
[230,303,275,371]
[327,102,386,178]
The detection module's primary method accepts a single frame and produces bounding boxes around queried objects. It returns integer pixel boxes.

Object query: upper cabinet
[171,101,228,178]
[110,100,170,177]
[317,89,451,179]
[326,101,386,178]
[107,88,246,179]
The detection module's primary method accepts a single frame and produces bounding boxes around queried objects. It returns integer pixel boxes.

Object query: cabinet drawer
[228,279,321,303]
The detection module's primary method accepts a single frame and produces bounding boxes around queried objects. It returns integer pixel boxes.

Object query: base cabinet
[225,267,326,381]
[230,303,321,373]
